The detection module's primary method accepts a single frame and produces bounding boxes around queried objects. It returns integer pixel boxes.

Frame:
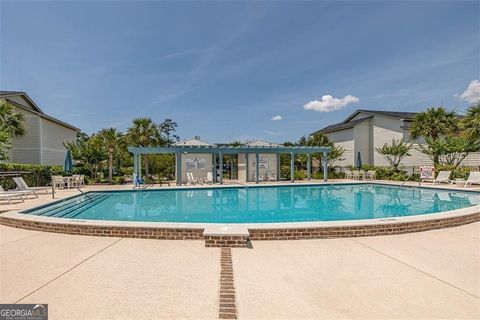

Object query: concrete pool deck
[1,222,479,319]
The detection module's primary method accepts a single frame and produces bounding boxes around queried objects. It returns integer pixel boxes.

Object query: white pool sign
[253,157,269,169]
[420,166,435,179]
[186,157,207,171]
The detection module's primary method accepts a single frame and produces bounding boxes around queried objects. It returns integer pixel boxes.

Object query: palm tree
[410,107,458,141]
[98,128,123,183]
[64,134,107,179]
[126,118,160,178]
[410,107,458,166]
[0,101,25,160]
[0,101,25,136]
[461,104,480,141]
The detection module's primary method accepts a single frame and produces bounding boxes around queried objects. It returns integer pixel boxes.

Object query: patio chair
[254,173,264,182]
[13,177,50,194]
[0,191,24,204]
[78,175,86,187]
[451,172,480,188]
[422,171,451,185]
[352,170,361,180]
[343,170,353,180]
[187,172,198,185]
[0,185,34,204]
[205,172,214,184]
[52,175,65,189]
[365,170,376,180]
[268,174,277,182]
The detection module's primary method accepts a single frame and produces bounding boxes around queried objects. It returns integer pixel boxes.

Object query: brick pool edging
[1,209,479,246]
[0,216,204,240]
[248,212,480,240]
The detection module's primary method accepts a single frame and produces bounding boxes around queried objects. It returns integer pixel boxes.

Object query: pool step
[31,194,101,216]
[32,193,108,218]
[59,194,111,219]
[48,194,108,218]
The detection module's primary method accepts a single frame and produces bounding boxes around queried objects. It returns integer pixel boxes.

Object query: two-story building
[0,91,80,165]
[313,109,480,168]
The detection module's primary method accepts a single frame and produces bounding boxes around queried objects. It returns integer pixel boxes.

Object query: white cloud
[270,115,282,121]
[457,80,480,104]
[303,94,359,112]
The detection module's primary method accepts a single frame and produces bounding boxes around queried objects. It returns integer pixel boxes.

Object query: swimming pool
[22,184,480,224]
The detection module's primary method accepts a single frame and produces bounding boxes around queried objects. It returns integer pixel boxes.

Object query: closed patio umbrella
[64,150,73,173]
[356,152,362,169]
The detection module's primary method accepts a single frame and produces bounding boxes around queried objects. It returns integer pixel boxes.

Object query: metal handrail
[76,187,94,202]
[402,173,414,186]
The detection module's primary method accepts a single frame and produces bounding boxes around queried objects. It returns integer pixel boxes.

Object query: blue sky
[1,1,478,143]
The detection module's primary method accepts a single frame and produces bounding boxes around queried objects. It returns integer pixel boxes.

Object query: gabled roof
[312,116,373,135]
[343,109,418,123]
[174,138,216,147]
[0,90,80,131]
[244,139,281,147]
[0,91,43,113]
[312,109,419,135]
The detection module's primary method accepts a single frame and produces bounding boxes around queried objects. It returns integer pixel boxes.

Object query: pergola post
[290,152,295,183]
[219,152,223,184]
[245,153,249,182]
[255,153,259,184]
[138,153,142,182]
[276,153,280,181]
[176,152,182,185]
[133,152,138,187]
[307,153,311,180]
[323,151,328,182]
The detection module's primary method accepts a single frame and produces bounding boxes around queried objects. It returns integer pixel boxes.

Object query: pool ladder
[401,173,414,186]
[76,187,94,202]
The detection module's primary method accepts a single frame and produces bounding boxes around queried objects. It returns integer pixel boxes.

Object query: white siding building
[0,91,80,165]
[314,110,480,168]
[173,138,282,184]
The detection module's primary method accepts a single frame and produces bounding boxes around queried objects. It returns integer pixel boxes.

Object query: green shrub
[294,170,305,180]
[436,164,470,179]
[114,176,126,184]
[0,163,64,190]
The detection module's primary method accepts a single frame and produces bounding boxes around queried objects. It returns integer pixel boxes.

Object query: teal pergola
[128,145,332,185]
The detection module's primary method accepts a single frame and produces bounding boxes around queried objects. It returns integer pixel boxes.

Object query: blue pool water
[23,184,480,223]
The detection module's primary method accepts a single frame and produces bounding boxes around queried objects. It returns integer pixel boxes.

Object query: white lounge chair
[205,172,214,184]
[13,177,51,194]
[186,172,198,185]
[451,172,480,188]
[422,171,451,185]
[0,185,31,204]
[0,192,23,204]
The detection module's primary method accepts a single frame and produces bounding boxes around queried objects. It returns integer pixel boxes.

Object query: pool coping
[1,182,479,245]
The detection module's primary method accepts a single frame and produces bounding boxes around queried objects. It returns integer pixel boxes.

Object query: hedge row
[0,163,64,190]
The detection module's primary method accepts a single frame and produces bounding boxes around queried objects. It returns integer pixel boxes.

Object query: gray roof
[347,109,418,121]
[313,109,419,135]
[312,116,373,135]
[0,90,80,131]
[0,91,24,96]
